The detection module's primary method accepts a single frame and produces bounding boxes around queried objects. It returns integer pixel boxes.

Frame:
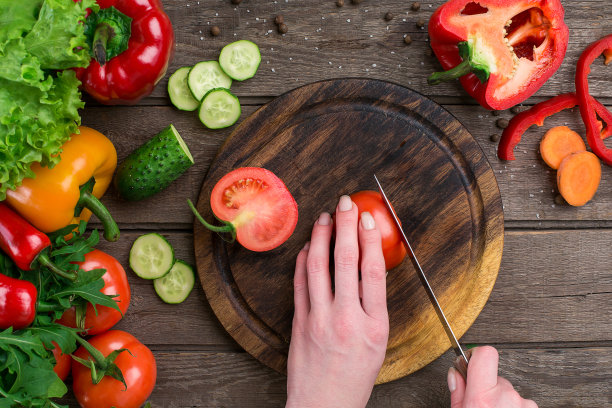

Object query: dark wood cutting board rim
[193,77,504,383]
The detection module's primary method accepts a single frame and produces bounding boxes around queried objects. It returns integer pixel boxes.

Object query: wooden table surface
[64,1,612,406]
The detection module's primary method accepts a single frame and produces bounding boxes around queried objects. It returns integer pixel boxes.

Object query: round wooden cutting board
[193,78,504,384]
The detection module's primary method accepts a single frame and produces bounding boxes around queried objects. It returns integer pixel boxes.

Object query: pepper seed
[416,18,426,29]
[336,0,344,6]
[496,118,510,129]
[211,26,221,36]
[278,23,288,34]
[384,12,394,21]
[490,134,500,143]
[411,2,421,11]
[404,35,412,45]
[274,15,284,25]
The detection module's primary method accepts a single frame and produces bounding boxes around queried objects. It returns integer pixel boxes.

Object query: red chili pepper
[0,272,37,330]
[75,0,174,105]
[428,0,569,110]
[0,204,76,281]
[575,35,612,166]
[498,93,612,160]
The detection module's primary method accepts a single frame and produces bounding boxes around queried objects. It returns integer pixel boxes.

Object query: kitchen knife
[374,174,471,379]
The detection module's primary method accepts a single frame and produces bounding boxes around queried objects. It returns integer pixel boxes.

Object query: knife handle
[453,348,472,381]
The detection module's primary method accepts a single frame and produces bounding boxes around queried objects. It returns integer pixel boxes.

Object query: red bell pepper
[498,93,612,161]
[0,204,76,281]
[0,272,37,330]
[428,0,569,110]
[75,0,174,105]
[575,35,612,166]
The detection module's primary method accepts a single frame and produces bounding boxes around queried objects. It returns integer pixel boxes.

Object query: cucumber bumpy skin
[114,125,194,201]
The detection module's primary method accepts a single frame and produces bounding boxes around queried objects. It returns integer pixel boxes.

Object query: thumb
[448,367,466,408]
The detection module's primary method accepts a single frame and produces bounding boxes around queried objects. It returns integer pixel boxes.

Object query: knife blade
[373,174,470,378]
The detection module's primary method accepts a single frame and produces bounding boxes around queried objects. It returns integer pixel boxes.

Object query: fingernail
[338,195,352,212]
[361,212,376,230]
[303,241,310,251]
[317,212,331,225]
[447,367,457,392]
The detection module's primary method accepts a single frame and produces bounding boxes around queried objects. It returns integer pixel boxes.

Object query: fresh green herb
[0,0,98,199]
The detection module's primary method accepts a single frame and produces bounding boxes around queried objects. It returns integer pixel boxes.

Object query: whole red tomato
[51,341,71,381]
[350,191,407,270]
[57,249,130,335]
[72,330,157,408]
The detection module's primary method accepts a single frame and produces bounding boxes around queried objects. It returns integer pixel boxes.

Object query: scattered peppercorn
[554,194,565,205]
[491,110,500,116]
[211,26,220,36]
[275,15,284,25]
[404,35,412,45]
[416,18,426,29]
[510,105,523,114]
[490,134,500,142]
[231,0,242,4]
[496,118,509,129]
[336,0,344,6]
[278,23,288,34]
[384,12,394,21]
[411,2,421,11]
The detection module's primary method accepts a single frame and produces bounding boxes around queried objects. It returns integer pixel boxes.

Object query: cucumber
[168,67,200,111]
[114,124,194,201]
[129,233,175,280]
[153,260,195,304]
[198,88,241,129]
[219,40,261,81]
[187,61,232,101]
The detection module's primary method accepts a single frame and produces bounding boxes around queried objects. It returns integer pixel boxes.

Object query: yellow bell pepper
[6,126,119,241]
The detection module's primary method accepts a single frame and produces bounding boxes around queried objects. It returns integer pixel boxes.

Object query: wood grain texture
[99,230,612,347]
[58,347,612,407]
[192,78,504,383]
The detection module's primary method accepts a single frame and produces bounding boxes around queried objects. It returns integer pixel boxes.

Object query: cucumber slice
[187,61,232,101]
[219,40,261,81]
[198,88,241,129]
[129,233,175,279]
[153,260,195,304]
[168,67,200,111]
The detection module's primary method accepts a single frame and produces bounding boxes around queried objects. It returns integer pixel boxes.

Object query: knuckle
[293,277,308,295]
[334,246,359,269]
[475,345,499,362]
[367,320,389,346]
[362,260,387,282]
[361,229,381,246]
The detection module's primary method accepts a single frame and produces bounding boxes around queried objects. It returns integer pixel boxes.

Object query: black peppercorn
[275,15,284,25]
[491,110,500,116]
[554,194,565,206]
[384,12,394,21]
[511,105,523,114]
[278,23,288,34]
[490,134,500,142]
[211,26,220,36]
[336,0,344,6]
[231,0,242,4]
[404,35,412,45]
[411,2,421,11]
[496,118,510,129]
[416,18,426,29]
[351,0,362,4]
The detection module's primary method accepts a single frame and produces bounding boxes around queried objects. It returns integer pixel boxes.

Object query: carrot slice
[540,126,587,169]
[557,151,601,206]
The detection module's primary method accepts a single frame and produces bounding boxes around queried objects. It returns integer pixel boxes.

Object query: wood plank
[57,347,612,407]
[95,230,612,347]
[81,103,612,227]
[123,0,612,103]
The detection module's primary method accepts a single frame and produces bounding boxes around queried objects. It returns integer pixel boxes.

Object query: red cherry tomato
[210,167,298,251]
[57,249,130,335]
[350,191,407,270]
[72,330,156,408]
[51,341,71,381]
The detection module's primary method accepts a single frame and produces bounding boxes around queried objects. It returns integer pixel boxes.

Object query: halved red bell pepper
[428,0,569,110]
[75,0,174,105]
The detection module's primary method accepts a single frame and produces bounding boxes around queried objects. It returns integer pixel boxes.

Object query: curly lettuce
[0,0,97,199]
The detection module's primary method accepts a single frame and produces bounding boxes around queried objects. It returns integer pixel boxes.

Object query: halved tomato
[196,167,298,252]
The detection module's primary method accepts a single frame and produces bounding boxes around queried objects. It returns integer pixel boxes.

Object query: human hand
[286,195,389,408]
[448,346,538,408]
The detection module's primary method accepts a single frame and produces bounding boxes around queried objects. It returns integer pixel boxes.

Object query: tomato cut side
[210,167,298,251]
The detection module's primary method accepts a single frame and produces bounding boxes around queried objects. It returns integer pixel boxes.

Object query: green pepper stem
[78,192,120,242]
[187,199,236,240]
[427,60,473,85]
[36,252,77,281]
[92,24,113,66]
[35,300,59,313]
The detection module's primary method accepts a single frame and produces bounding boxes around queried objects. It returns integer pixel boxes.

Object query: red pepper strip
[498,93,612,160]
[576,35,612,166]
[604,49,611,65]
[0,272,37,330]
[0,204,76,280]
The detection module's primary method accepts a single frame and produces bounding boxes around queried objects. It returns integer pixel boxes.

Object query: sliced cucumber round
[219,40,261,81]
[198,88,241,129]
[168,67,200,111]
[129,233,175,279]
[187,61,232,101]
[153,260,195,304]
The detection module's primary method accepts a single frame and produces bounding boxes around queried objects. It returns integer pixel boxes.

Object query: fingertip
[360,211,376,230]
[447,367,457,392]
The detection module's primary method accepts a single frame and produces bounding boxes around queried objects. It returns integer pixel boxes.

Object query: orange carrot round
[540,126,586,169]
[557,151,601,206]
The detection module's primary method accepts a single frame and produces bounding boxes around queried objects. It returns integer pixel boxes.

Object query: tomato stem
[187,199,237,242]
